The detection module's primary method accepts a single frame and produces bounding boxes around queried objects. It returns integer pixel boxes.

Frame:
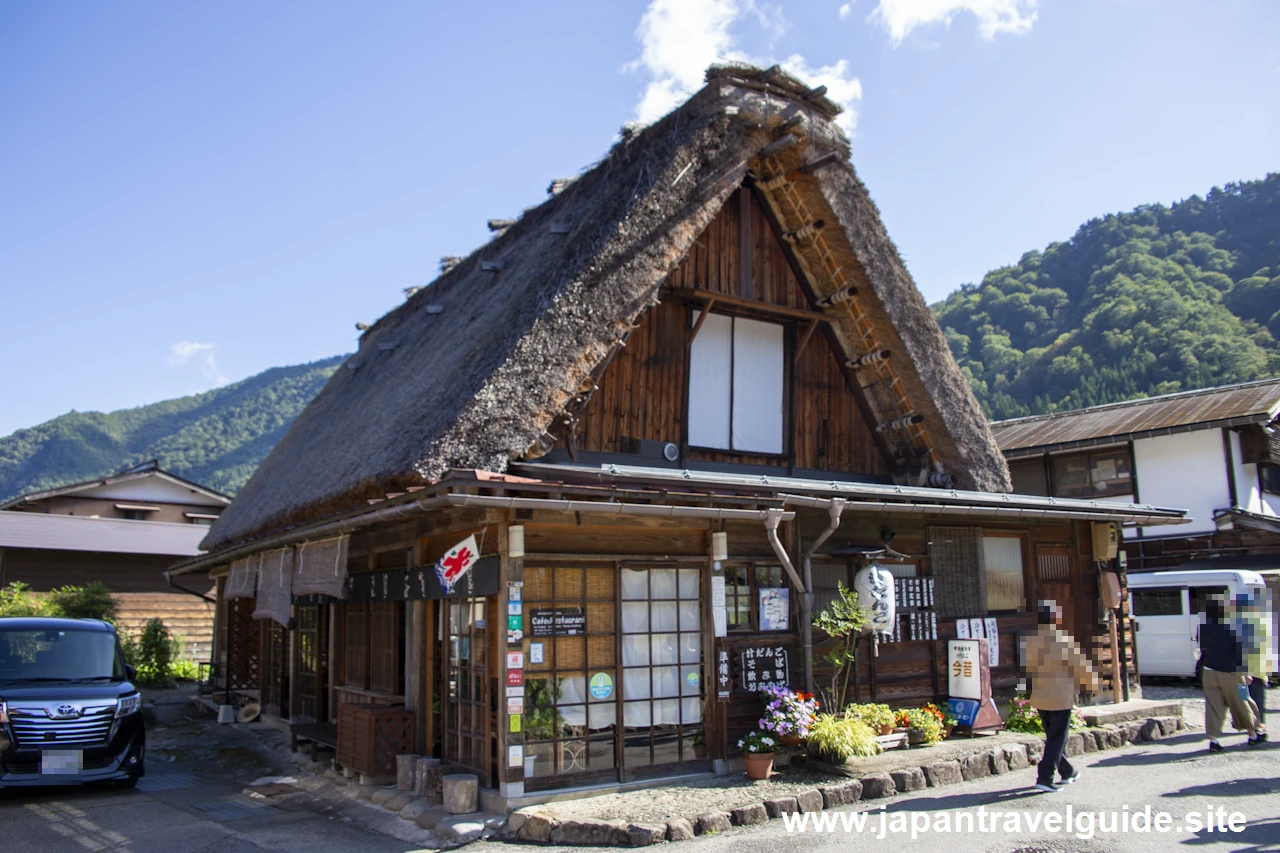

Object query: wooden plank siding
[563,189,891,478]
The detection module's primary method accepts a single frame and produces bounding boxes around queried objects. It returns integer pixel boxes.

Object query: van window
[1132,587,1183,617]
[1190,586,1229,616]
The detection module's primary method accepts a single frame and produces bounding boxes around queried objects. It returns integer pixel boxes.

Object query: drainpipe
[764,508,814,693]
[800,498,846,695]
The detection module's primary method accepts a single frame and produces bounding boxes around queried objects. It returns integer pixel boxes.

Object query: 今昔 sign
[948,639,981,700]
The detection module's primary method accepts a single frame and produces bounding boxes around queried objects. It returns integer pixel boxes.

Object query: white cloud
[839,3,854,19]
[627,0,862,134]
[870,0,1037,44]
[168,340,228,386]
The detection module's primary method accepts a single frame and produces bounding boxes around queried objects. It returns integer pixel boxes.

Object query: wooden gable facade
[561,187,892,479]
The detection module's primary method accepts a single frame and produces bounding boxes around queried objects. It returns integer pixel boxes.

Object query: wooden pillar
[498,521,526,798]
[703,524,723,766]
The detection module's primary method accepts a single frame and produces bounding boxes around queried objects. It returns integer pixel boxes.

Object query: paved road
[1,736,437,853]
[476,687,1280,853]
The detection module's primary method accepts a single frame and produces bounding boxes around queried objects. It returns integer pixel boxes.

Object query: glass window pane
[651,602,678,632]
[678,569,700,599]
[1132,588,1183,617]
[622,602,649,633]
[621,635,649,667]
[688,312,733,449]
[651,569,678,599]
[983,536,1025,612]
[681,697,704,724]
[652,633,679,665]
[624,702,653,728]
[620,569,649,600]
[653,698,682,726]
[680,632,702,663]
[622,669,651,700]
[651,666,680,698]
[679,601,700,631]
[680,664,701,696]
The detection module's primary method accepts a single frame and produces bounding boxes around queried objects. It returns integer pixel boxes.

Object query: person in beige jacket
[1023,601,1099,792]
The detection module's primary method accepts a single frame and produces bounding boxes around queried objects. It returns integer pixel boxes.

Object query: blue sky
[2,0,1277,438]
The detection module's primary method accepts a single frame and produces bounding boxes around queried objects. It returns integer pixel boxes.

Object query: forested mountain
[933,173,1280,420]
[0,356,343,502]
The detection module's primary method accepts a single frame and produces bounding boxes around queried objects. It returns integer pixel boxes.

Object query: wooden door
[294,603,328,723]
[442,596,492,787]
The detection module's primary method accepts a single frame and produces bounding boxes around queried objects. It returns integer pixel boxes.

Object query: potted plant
[845,702,896,736]
[806,714,881,765]
[923,702,958,738]
[759,685,819,747]
[738,730,778,780]
[692,729,707,759]
[897,708,945,746]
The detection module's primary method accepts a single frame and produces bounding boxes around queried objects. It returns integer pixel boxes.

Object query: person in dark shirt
[1200,598,1260,751]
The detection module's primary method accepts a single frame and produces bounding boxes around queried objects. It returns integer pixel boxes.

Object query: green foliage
[524,678,564,741]
[169,659,201,682]
[806,713,881,762]
[122,618,176,687]
[933,174,1280,419]
[0,582,44,617]
[844,702,895,731]
[0,356,343,502]
[46,582,118,623]
[737,729,780,754]
[813,582,871,712]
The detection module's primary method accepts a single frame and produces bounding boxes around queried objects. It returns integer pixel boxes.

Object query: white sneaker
[1059,771,1081,785]
[1033,783,1060,793]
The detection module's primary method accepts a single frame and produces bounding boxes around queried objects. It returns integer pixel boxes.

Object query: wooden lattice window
[1036,545,1071,581]
[369,601,401,695]
[344,603,369,689]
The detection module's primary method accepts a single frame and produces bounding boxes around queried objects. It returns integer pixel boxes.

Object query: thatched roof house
[205,64,1009,552]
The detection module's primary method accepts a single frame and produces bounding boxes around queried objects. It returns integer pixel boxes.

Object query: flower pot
[779,734,803,747]
[694,745,707,759]
[943,725,955,739]
[879,724,895,736]
[908,731,926,746]
[744,752,775,780]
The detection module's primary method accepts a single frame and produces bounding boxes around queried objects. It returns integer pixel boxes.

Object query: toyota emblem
[48,704,83,720]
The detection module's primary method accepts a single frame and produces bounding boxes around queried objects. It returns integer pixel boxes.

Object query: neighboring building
[0,461,229,657]
[168,65,1185,806]
[990,378,1280,571]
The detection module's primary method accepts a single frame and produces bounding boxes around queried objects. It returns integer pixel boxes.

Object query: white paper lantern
[855,561,896,637]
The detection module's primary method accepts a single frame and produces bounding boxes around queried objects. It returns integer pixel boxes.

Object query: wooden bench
[291,721,339,761]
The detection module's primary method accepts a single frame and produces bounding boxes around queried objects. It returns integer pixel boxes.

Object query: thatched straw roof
[204,64,1009,551]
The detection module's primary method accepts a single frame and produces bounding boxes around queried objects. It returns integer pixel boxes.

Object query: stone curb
[509,715,1185,846]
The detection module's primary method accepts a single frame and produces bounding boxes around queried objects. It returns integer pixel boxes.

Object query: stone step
[1080,700,1185,727]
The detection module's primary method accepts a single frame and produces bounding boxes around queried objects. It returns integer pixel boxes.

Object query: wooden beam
[686,296,718,349]
[666,287,832,324]
[738,187,753,300]
[793,320,819,366]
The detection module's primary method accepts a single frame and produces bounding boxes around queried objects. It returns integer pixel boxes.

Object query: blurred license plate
[40,750,83,775]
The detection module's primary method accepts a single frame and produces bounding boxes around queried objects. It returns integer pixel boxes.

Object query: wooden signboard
[740,645,789,692]
[946,638,1002,732]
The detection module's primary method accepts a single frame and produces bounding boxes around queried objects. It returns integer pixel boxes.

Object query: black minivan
[0,617,146,788]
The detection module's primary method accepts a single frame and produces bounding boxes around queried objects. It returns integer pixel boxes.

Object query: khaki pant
[1203,668,1258,741]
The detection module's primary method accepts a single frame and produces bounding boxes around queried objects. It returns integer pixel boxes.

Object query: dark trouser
[1249,677,1267,726]
[1036,708,1075,786]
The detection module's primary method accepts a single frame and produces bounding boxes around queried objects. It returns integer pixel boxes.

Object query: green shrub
[807,714,881,762]
[0,582,45,617]
[844,702,895,731]
[170,659,200,681]
[46,582,118,623]
[124,619,176,687]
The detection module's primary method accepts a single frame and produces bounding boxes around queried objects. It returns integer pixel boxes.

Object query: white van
[1129,568,1270,678]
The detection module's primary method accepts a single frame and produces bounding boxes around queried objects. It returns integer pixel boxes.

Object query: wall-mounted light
[711,531,728,562]
[509,525,525,559]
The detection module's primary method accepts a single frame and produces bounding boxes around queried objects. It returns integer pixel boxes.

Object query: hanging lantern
[855,561,896,638]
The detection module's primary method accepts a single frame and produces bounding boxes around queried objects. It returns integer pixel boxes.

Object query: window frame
[686,310,790,457]
[722,561,791,633]
[982,532,1028,614]
[1049,448,1134,499]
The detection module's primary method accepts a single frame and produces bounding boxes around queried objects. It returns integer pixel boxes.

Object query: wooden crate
[336,704,415,777]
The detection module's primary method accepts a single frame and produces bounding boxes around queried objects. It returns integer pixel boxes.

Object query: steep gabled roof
[204,64,1010,551]
[992,377,1280,456]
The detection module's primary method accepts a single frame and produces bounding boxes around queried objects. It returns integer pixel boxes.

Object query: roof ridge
[990,375,1280,427]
